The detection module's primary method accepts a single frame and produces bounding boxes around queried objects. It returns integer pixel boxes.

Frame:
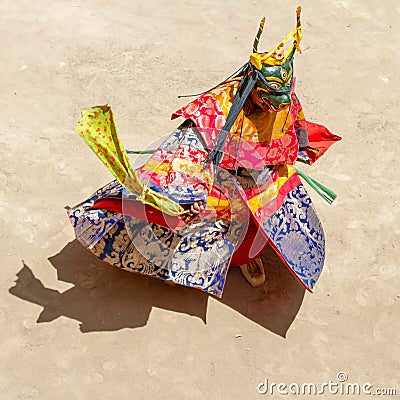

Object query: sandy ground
[1,0,399,399]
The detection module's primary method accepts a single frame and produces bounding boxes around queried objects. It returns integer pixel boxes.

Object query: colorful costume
[68,8,341,297]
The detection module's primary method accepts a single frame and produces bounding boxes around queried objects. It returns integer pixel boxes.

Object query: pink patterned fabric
[171,80,304,170]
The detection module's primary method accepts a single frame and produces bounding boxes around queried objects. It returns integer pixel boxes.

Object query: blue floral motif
[261,184,325,290]
[68,185,241,297]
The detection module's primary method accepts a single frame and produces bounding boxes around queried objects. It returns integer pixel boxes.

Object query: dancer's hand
[184,201,205,223]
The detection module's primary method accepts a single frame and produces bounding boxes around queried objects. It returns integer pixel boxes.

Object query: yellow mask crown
[250,6,302,70]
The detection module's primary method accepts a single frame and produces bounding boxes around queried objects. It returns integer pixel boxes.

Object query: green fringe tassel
[295,168,337,205]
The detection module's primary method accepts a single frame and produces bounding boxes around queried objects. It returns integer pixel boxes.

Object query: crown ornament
[250,6,302,70]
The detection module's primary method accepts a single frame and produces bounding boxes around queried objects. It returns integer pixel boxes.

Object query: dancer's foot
[240,258,265,287]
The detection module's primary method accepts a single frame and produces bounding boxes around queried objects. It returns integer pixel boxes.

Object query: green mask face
[255,50,294,111]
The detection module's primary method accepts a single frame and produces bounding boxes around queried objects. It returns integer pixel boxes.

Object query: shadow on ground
[9,240,305,337]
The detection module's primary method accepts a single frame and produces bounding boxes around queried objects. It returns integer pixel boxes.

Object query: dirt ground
[1,0,399,399]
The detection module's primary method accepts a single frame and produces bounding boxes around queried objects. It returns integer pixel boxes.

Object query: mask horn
[294,6,303,53]
[252,17,266,53]
[296,6,302,28]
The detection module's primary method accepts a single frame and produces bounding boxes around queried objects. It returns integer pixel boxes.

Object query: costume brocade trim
[68,126,325,295]
[68,178,324,296]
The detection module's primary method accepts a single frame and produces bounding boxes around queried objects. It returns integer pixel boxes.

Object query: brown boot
[164,280,178,287]
[240,257,265,287]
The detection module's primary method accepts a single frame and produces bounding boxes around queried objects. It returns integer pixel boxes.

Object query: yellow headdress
[250,6,302,70]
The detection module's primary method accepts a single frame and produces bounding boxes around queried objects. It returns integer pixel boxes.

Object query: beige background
[1,0,399,399]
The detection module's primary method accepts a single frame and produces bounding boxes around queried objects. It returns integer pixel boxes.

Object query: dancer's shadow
[9,241,305,337]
